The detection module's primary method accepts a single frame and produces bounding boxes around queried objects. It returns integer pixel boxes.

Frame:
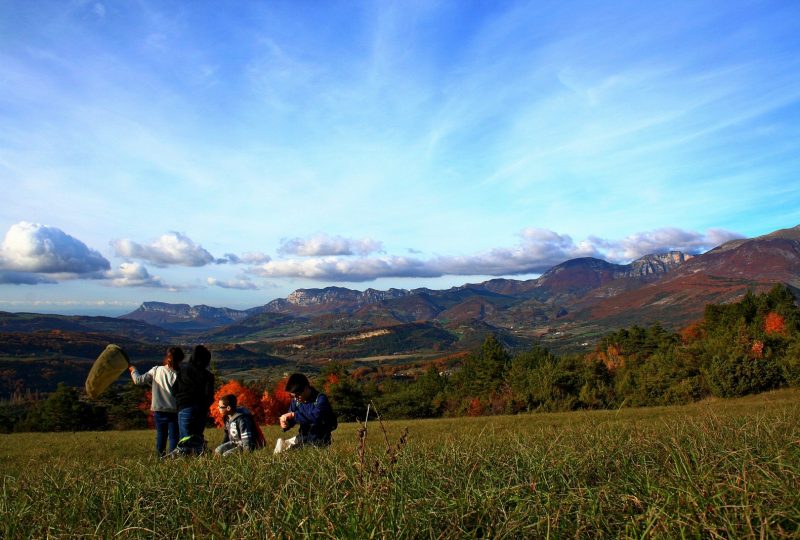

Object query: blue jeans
[153,411,178,456]
[178,406,208,454]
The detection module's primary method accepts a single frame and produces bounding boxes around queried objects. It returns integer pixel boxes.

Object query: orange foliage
[261,377,292,425]
[322,373,340,394]
[764,312,787,336]
[751,340,764,359]
[679,322,704,344]
[592,345,624,372]
[210,380,264,427]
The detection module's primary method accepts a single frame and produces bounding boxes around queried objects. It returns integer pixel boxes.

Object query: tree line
[327,284,800,419]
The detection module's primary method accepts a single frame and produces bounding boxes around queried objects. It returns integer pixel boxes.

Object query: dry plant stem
[369,402,409,472]
[370,401,392,450]
[357,403,371,484]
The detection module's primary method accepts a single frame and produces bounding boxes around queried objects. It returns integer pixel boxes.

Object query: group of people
[129,346,336,457]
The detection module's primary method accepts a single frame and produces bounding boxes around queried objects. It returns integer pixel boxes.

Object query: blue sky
[1,0,799,315]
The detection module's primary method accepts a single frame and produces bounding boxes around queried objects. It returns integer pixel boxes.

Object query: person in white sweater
[129,347,185,456]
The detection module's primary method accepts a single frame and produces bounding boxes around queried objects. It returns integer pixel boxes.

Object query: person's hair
[285,373,309,394]
[190,345,211,369]
[164,347,184,370]
[220,394,237,409]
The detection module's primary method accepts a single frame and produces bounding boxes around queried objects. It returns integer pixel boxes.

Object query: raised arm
[129,365,154,386]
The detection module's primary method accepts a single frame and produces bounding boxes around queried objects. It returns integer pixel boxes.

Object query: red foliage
[466,398,485,417]
[764,312,787,336]
[210,380,264,427]
[261,377,292,425]
[139,390,154,428]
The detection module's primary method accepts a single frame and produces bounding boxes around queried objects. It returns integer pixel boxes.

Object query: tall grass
[2,390,799,538]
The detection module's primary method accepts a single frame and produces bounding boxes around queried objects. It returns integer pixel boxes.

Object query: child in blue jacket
[275,373,337,453]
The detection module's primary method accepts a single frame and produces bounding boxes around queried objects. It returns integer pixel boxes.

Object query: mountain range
[115,225,800,348]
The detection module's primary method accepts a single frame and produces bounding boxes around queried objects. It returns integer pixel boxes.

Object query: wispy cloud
[207,276,259,290]
[217,252,272,265]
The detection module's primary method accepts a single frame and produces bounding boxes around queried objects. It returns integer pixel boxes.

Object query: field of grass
[2,390,799,538]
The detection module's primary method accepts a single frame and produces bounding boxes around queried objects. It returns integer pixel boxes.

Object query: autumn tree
[261,377,292,425]
[764,312,787,336]
[210,380,264,427]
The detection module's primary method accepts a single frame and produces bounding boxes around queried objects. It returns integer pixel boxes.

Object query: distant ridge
[121,301,253,331]
[121,249,693,332]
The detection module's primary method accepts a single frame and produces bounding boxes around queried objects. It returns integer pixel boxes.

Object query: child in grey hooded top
[215,393,262,456]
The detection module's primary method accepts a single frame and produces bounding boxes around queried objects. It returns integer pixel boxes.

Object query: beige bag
[85,344,130,398]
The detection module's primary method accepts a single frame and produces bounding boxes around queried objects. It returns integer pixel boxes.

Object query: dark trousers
[178,405,208,454]
[153,411,179,456]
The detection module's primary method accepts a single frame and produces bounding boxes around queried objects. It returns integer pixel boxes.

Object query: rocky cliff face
[282,287,410,307]
[122,302,249,329]
[621,251,693,278]
[261,287,413,316]
[133,302,249,321]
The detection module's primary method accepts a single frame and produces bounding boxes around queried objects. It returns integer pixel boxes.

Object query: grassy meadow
[1,390,799,539]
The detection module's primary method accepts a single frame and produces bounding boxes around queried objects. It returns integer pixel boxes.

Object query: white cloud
[112,233,273,268]
[277,234,384,257]
[250,255,439,281]
[249,226,742,282]
[590,227,745,260]
[111,232,215,267]
[0,222,110,275]
[105,262,167,288]
[207,276,259,290]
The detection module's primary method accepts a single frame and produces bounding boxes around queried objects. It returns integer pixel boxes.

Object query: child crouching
[215,394,265,456]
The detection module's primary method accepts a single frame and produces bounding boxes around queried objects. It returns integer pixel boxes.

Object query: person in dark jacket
[214,393,263,456]
[275,373,336,453]
[170,345,215,455]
